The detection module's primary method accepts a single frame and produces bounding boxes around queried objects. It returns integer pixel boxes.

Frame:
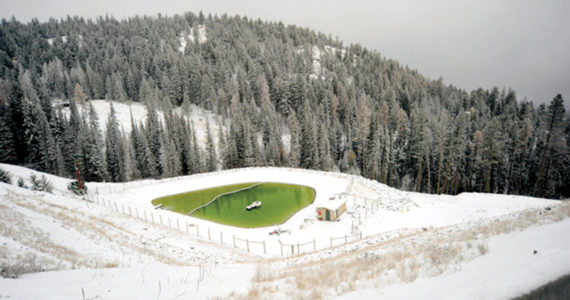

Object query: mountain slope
[0,12,568,198]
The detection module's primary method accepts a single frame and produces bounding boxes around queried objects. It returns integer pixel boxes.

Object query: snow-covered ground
[57,99,224,149]
[0,163,568,299]
[178,24,207,53]
[340,218,570,300]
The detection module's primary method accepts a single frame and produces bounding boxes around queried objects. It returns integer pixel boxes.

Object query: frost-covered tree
[205,121,218,172]
[534,94,567,198]
[105,104,126,182]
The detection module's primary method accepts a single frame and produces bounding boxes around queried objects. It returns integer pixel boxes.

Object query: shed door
[326,210,330,221]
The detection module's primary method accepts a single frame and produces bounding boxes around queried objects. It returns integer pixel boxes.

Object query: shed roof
[317,198,346,211]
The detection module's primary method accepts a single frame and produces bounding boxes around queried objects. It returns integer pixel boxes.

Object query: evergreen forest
[0,12,568,199]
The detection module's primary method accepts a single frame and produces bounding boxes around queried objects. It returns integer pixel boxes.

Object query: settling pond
[151,182,315,228]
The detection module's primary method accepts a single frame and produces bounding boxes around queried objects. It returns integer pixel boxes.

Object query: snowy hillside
[57,99,225,148]
[0,163,568,299]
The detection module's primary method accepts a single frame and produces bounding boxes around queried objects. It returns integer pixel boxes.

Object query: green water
[151,182,315,228]
[151,182,257,213]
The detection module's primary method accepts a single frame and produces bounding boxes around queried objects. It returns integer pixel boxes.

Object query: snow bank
[340,218,570,300]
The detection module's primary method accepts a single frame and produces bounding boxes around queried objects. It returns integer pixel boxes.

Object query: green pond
[151,182,316,228]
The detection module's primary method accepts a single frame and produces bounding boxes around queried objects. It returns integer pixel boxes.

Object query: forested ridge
[0,12,568,198]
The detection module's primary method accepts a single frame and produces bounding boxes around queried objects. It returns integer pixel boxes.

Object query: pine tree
[482,117,505,193]
[0,105,17,163]
[534,94,567,198]
[144,101,163,174]
[105,103,126,182]
[299,101,318,169]
[408,107,429,191]
[191,123,203,173]
[80,103,107,181]
[287,113,301,168]
[205,121,218,172]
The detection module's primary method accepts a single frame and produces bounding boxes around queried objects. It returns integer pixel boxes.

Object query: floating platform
[246,201,262,211]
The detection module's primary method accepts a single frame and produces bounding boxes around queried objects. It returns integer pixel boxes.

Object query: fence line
[93,193,371,256]
[86,168,391,257]
[330,232,363,248]
[279,239,316,256]
[233,236,267,254]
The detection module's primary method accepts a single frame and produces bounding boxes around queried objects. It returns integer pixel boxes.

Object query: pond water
[152,182,315,228]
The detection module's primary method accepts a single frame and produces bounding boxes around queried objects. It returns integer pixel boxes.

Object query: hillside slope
[1,13,568,198]
[0,163,568,299]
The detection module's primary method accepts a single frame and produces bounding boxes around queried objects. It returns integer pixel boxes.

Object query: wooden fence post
[246,239,250,252]
[263,240,266,255]
[176,219,180,231]
[297,243,300,255]
[313,239,316,252]
[186,222,189,233]
[151,212,154,224]
[233,235,236,248]
[136,208,139,218]
[220,231,223,243]
[330,236,333,248]
[208,228,211,240]
[196,225,199,236]
[279,240,283,257]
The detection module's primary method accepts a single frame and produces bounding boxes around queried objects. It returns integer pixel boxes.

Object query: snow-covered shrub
[477,243,488,255]
[0,167,11,184]
[30,173,53,193]
[17,177,26,188]
[0,255,42,278]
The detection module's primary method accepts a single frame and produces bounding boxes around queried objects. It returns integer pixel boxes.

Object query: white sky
[1,0,569,108]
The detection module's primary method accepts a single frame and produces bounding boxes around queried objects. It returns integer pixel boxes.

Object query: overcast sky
[1,0,569,108]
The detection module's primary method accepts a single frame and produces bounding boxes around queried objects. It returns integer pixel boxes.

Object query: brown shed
[316,199,346,221]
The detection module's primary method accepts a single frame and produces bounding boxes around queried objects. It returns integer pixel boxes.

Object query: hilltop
[0,12,567,198]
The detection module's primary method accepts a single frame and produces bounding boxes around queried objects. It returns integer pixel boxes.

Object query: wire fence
[330,232,363,247]
[279,239,316,256]
[87,167,389,257]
